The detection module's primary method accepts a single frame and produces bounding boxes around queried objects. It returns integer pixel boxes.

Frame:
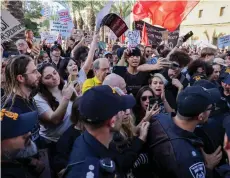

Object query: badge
[189,162,205,178]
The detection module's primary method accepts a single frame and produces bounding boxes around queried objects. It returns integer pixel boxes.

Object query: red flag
[120,34,126,43]
[133,1,199,32]
[141,23,149,46]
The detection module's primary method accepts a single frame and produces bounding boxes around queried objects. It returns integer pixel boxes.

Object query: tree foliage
[24,1,43,36]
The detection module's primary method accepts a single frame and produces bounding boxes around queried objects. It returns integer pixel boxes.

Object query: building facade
[180,0,230,47]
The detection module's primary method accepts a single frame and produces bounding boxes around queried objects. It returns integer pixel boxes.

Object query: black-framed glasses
[141,96,153,102]
[170,62,181,70]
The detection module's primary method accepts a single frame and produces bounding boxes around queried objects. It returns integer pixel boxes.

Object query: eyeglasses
[170,63,181,70]
[37,61,50,70]
[23,69,39,75]
[141,96,153,102]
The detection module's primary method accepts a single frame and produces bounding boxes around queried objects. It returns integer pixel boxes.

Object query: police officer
[1,110,38,178]
[147,86,221,178]
[65,85,136,178]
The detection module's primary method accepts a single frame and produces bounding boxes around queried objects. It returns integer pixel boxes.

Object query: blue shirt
[66,131,116,178]
[147,113,206,178]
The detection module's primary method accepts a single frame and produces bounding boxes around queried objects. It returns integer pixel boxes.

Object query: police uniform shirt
[148,114,206,178]
[66,131,116,178]
[168,121,206,178]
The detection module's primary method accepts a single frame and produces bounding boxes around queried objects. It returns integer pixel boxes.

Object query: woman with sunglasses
[133,86,160,125]
[34,62,74,147]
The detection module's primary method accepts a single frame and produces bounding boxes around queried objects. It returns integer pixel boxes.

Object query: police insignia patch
[189,162,205,178]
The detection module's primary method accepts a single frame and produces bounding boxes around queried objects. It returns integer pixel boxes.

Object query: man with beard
[1,55,43,175]
[82,58,110,93]
[65,85,136,178]
[1,110,39,178]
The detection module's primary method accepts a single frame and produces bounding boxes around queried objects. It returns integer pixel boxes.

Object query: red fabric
[133,0,199,32]
[141,23,149,46]
[120,34,125,43]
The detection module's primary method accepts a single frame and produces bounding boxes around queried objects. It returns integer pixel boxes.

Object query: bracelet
[63,96,70,101]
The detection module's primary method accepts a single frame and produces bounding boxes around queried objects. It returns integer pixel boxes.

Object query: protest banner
[127,30,140,48]
[57,9,72,23]
[49,21,73,37]
[100,13,128,38]
[134,21,179,47]
[1,9,25,43]
[40,32,57,43]
[218,35,230,48]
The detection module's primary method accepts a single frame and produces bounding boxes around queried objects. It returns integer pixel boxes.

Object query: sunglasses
[141,96,153,102]
[170,63,181,70]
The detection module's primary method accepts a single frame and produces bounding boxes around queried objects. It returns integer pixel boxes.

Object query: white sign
[57,9,72,22]
[127,30,140,48]
[40,32,57,43]
[49,21,73,37]
[218,35,230,48]
[95,1,114,30]
[1,10,25,43]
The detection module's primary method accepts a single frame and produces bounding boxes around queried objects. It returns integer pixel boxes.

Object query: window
[220,7,225,16]
[198,10,203,18]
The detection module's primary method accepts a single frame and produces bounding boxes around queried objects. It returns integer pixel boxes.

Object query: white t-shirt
[76,68,87,84]
[34,94,73,142]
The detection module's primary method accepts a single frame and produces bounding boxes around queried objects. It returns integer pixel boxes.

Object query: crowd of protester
[1,29,230,178]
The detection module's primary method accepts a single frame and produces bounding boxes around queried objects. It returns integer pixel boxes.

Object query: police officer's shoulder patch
[189,162,206,178]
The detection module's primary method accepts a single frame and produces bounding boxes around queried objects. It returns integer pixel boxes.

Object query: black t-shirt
[2,95,40,142]
[162,69,189,109]
[113,66,150,96]
[54,125,82,172]
[1,161,34,178]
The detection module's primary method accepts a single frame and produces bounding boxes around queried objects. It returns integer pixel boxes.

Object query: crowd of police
[1,30,230,178]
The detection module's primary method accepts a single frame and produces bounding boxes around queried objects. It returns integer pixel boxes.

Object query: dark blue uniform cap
[1,110,37,140]
[79,85,136,123]
[193,79,217,89]
[223,74,230,84]
[177,86,221,117]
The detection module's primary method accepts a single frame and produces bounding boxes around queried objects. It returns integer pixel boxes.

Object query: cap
[103,51,112,57]
[190,73,207,86]
[193,79,217,89]
[177,86,221,117]
[79,85,136,123]
[222,74,230,84]
[51,44,61,51]
[1,110,37,140]
[117,47,126,59]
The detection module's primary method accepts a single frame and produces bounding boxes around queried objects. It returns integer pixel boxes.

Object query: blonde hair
[120,112,136,140]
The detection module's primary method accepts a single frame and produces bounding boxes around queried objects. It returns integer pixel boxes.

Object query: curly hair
[169,50,191,67]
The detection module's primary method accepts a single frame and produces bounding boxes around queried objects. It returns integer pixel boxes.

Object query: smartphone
[149,98,156,111]
[183,31,193,42]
